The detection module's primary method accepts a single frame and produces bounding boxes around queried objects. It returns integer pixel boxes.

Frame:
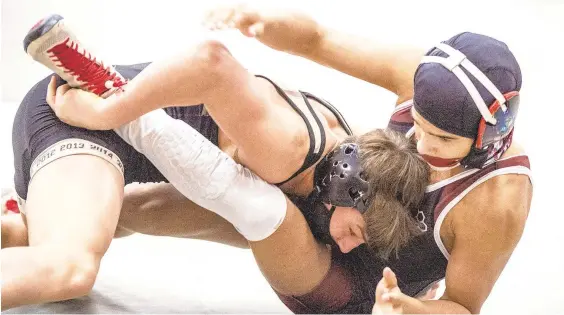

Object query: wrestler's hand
[203,4,324,56]
[46,76,111,130]
[372,267,405,315]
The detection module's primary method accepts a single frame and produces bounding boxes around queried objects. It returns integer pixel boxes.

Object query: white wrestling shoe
[23,14,127,97]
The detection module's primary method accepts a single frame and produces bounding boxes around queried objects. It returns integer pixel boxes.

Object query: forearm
[402,296,472,314]
[301,27,424,97]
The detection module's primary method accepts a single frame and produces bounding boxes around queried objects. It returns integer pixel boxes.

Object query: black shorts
[12,63,218,202]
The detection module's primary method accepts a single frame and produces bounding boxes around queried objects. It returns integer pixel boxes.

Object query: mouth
[421,154,460,168]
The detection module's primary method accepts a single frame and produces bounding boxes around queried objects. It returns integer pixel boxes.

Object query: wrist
[98,93,124,129]
[402,295,428,314]
[100,87,147,129]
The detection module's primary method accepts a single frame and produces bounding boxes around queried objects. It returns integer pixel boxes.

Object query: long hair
[349,129,430,259]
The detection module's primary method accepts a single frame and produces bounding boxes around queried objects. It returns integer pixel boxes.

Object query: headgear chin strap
[420,43,520,169]
[301,197,338,247]
[420,154,460,170]
[313,143,372,213]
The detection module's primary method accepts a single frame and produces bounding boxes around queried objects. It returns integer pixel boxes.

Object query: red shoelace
[47,37,127,96]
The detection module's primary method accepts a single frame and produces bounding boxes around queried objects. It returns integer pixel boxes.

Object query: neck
[429,165,467,184]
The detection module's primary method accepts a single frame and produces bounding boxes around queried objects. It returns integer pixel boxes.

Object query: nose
[416,132,436,155]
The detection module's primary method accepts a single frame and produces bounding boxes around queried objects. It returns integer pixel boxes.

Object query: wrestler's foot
[1,187,20,215]
[23,14,126,97]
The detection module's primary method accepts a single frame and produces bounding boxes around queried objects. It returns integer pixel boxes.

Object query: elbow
[468,304,482,314]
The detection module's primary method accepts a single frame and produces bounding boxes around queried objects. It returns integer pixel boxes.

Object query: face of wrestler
[326,204,366,253]
[411,108,474,165]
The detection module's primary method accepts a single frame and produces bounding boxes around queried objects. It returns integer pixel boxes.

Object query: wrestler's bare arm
[300,30,424,105]
[204,5,426,105]
[401,174,532,314]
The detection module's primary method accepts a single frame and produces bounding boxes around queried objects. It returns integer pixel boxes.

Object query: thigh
[202,53,310,184]
[120,182,249,248]
[249,199,332,296]
[12,74,140,251]
[26,154,124,253]
[13,73,165,202]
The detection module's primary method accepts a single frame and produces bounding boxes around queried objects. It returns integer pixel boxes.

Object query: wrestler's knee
[193,40,236,87]
[41,245,100,298]
[196,39,231,66]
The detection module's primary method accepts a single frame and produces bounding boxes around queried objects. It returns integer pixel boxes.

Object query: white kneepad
[116,109,287,242]
[219,166,287,242]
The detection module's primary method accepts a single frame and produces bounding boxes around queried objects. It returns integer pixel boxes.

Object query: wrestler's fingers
[232,7,258,27]
[203,8,221,29]
[375,276,389,303]
[56,83,72,100]
[381,290,411,313]
[383,267,399,288]
[247,22,264,37]
[381,289,402,302]
[211,8,231,30]
[46,76,57,107]
[220,6,238,29]
[204,6,235,30]
[233,7,262,36]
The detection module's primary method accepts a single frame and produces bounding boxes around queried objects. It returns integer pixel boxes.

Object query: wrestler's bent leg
[115,104,333,301]
[1,155,123,310]
[3,73,132,310]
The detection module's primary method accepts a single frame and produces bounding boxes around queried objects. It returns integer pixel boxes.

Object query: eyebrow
[412,116,458,140]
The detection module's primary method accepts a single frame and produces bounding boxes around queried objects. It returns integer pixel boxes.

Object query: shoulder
[466,172,532,215]
[456,142,532,222]
[452,165,532,249]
